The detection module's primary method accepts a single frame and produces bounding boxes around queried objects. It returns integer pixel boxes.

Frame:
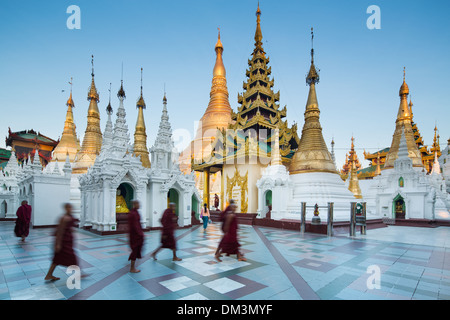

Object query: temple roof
[6,128,58,147]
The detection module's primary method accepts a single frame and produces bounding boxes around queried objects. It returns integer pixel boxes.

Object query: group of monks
[12,197,246,281]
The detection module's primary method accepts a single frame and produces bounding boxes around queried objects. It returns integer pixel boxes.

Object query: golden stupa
[383,68,423,170]
[73,56,103,173]
[52,78,80,162]
[289,29,337,175]
[179,29,233,173]
[133,68,151,168]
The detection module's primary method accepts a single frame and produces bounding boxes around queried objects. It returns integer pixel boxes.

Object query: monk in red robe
[151,203,182,261]
[14,200,32,242]
[45,203,78,281]
[128,200,144,273]
[215,200,246,262]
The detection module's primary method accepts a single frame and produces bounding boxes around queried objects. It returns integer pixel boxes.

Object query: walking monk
[151,203,182,261]
[214,199,235,261]
[45,203,78,281]
[215,200,246,262]
[14,200,32,242]
[128,200,144,273]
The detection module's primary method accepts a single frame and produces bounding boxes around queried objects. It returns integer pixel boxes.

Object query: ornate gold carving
[226,168,248,213]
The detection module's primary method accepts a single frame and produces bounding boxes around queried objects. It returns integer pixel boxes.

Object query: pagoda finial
[136,67,146,109]
[311,27,314,63]
[107,82,113,115]
[215,27,223,51]
[163,83,167,103]
[87,55,99,102]
[117,63,126,99]
[306,27,319,85]
[91,55,94,77]
[399,66,409,96]
[66,77,75,107]
[255,2,262,44]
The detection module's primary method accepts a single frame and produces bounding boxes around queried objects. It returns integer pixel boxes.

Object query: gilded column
[203,168,210,207]
[133,68,151,168]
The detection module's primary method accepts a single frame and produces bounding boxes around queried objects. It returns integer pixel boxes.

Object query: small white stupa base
[286,172,358,222]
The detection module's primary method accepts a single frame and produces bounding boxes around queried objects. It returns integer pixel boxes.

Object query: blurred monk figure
[14,200,32,242]
[128,200,144,273]
[151,203,182,261]
[45,203,78,281]
[215,200,246,262]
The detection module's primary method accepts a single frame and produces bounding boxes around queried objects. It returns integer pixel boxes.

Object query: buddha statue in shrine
[116,189,129,213]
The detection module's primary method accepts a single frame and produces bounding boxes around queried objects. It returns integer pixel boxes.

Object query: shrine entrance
[264,190,272,219]
[116,183,134,213]
[393,194,405,219]
[191,194,200,220]
[167,188,179,217]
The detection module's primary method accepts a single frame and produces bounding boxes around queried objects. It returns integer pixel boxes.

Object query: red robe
[216,205,233,251]
[160,209,177,249]
[220,214,241,254]
[52,215,78,267]
[14,204,32,238]
[128,208,144,261]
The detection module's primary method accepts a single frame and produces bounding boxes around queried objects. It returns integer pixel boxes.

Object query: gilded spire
[213,28,226,78]
[73,56,103,173]
[397,67,411,121]
[87,55,99,102]
[53,77,79,162]
[133,67,151,168]
[289,29,336,175]
[306,28,320,85]
[255,2,262,45]
[181,29,232,169]
[383,68,423,170]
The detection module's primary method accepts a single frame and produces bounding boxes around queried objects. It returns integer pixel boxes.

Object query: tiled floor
[0,221,449,300]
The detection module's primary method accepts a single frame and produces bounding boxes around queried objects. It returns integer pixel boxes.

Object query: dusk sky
[0,0,449,170]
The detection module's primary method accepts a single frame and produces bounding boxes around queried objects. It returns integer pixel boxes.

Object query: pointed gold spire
[289,29,336,174]
[213,28,226,78]
[383,68,423,170]
[179,29,232,172]
[73,55,103,173]
[346,136,363,198]
[133,67,151,168]
[53,77,79,162]
[255,2,262,45]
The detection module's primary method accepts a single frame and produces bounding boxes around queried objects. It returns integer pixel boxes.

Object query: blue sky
[0,0,449,170]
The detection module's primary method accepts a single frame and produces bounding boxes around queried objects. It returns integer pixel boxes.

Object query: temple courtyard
[0,221,449,300]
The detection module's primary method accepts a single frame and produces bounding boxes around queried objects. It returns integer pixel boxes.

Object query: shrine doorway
[393,194,406,219]
[116,183,134,213]
[191,194,200,220]
[264,190,272,219]
[167,188,179,216]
